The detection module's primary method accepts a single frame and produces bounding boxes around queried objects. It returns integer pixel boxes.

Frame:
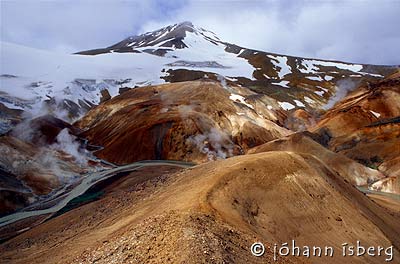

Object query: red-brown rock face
[311,74,400,193]
[76,80,290,164]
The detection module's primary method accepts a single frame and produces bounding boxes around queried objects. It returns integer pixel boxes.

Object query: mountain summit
[77,21,222,55]
[1,22,397,128]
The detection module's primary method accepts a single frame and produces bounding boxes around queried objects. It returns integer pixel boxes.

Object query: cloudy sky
[1,0,399,65]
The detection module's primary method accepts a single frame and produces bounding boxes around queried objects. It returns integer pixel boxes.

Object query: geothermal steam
[323,79,359,110]
[187,127,234,160]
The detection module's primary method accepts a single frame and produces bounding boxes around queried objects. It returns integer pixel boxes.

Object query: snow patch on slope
[370,110,381,118]
[229,94,254,109]
[167,31,255,78]
[300,59,363,74]
[306,76,324,82]
[278,102,295,111]
[1,39,255,115]
[268,55,291,78]
[294,100,305,107]
[273,80,290,88]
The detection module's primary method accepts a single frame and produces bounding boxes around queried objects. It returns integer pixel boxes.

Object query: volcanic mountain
[1,21,397,129]
[0,22,400,264]
[76,21,396,113]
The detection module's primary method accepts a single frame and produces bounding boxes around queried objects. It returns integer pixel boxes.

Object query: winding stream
[1,159,397,231]
[0,160,194,228]
[356,186,400,201]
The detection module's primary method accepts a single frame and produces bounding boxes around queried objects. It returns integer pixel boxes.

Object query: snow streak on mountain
[0,21,396,128]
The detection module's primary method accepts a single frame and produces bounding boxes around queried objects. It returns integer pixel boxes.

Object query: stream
[0,160,194,228]
[356,186,400,201]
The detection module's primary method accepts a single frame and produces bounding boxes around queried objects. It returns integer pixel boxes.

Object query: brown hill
[311,74,400,193]
[76,80,290,164]
[1,151,398,263]
[248,133,384,186]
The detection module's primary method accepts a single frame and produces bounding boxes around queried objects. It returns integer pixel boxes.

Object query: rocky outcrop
[0,135,88,215]
[9,115,81,146]
[311,74,400,193]
[76,80,290,164]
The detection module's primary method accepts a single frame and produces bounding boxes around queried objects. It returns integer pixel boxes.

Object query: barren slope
[76,80,290,164]
[311,73,400,193]
[1,151,398,264]
[248,133,384,185]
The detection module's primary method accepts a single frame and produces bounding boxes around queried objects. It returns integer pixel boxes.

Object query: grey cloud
[1,0,399,65]
[1,0,185,52]
[152,0,400,65]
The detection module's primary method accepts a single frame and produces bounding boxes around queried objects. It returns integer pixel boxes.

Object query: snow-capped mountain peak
[77,21,222,56]
[0,22,397,133]
[118,21,223,49]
